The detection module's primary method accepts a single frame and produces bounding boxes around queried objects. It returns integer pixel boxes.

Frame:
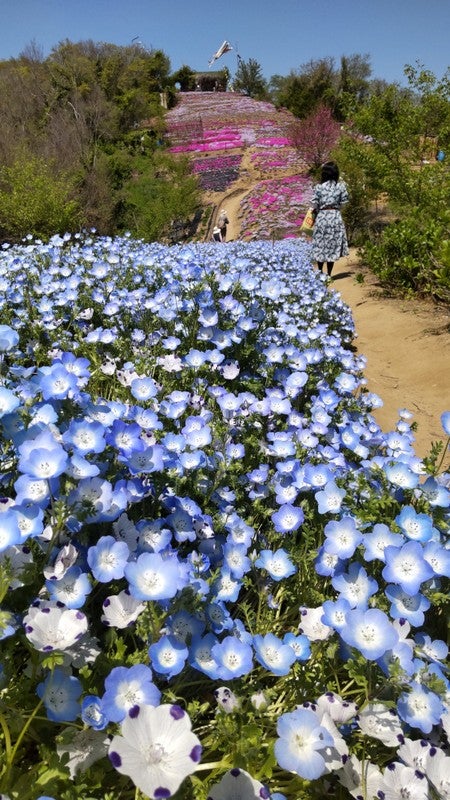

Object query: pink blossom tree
[289,105,342,171]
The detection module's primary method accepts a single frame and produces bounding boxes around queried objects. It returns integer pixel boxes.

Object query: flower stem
[0,699,43,792]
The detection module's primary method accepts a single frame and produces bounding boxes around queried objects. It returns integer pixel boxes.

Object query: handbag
[300,207,316,236]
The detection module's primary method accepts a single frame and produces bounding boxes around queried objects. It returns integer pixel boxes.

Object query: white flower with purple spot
[109,704,202,798]
[23,600,88,651]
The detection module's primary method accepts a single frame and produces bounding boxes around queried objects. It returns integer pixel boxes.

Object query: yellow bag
[300,207,315,236]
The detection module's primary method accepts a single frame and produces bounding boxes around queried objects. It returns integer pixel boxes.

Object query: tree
[289,105,341,171]
[171,65,196,92]
[233,58,268,100]
[272,58,335,118]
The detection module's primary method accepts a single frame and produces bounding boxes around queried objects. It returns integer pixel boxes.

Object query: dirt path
[202,160,450,461]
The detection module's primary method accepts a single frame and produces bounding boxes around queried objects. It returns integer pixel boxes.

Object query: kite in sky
[208,40,233,66]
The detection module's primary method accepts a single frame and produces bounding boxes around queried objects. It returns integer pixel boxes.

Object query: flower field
[0,231,448,800]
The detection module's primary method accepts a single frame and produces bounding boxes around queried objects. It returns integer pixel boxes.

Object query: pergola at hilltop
[193,71,228,92]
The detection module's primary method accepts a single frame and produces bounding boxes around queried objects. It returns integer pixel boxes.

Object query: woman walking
[311,161,349,277]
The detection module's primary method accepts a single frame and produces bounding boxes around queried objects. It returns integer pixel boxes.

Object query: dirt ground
[208,181,450,461]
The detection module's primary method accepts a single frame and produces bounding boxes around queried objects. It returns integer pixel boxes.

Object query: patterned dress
[311,180,349,262]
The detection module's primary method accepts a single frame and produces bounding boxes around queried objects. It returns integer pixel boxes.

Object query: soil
[203,160,450,461]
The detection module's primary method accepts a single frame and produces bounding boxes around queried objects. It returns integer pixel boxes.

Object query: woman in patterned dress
[311,161,349,277]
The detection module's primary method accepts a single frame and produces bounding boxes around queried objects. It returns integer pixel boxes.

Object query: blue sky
[1,0,449,86]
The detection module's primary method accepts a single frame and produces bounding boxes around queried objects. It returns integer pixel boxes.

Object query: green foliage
[233,58,268,100]
[0,153,82,241]
[119,150,201,242]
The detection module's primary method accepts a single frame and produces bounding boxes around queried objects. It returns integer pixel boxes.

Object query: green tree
[233,58,268,100]
[0,153,82,241]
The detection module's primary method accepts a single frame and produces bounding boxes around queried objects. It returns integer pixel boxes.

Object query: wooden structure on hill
[193,71,228,92]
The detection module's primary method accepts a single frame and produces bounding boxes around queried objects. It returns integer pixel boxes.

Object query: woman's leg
[327,261,334,276]
[317,261,324,273]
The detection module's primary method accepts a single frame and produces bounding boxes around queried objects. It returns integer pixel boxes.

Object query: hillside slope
[166,92,450,459]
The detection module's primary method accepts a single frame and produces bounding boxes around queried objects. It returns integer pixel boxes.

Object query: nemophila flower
[274,707,334,780]
[102,590,145,628]
[188,633,220,678]
[362,524,404,562]
[36,363,79,400]
[424,747,450,800]
[46,565,92,609]
[130,376,158,401]
[395,506,434,542]
[108,704,202,798]
[125,443,165,475]
[315,692,358,724]
[18,429,68,479]
[255,548,296,581]
[382,541,434,595]
[323,516,362,559]
[419,475,450,507]
[211,570,241,603]
[0,323,19,351]
[271,503,304,533]
[315,481,346,514]
[357,703,403,747]
[207,768,270,800]
[0,508,22,551]
[378,762,428,800]
[321,597,352,631]
[339,608,398,660]
[149,635,189,679]
[81,695,108,730]
[23,601,88,651]
[165,507,196,543]
[62,418,106,455]
[384,461,419,489]
[211,635,253,679]
[397,737,432,772]
[283,632,310,661]
[338,754,383,800]
[253,633,296,676]
[37,668,82,722]
[303,462,334,489]
[415,633,448,664]
[223,542,251,579]
[299,606,332,641]
[422,540,450,577]
[386,584,430,627]
[87,535,129,582]
[125,551,182,601]
[440,410,450,435]
[0,387,20,418]
[331,562,378,608]
[205,601,233,633]
[102,664,161,723]
[314,546,341,577]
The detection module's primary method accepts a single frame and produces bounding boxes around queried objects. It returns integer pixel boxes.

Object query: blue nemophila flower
[275,707,334,780]
[125,443,165,475]
[37,668,82,722]
[339,608,398,660]
[149,635,189,679]
[0,324,19,351]
[106,420,143,456]
[323,516,363,559]
[362,524,404,563]
[87,535,129,582]
[188,633,221,678]
[440,410,450,435]
[46,566,92,609]
[419,475,450,507]
[223,542,251,579]
[383,461,419,489]
[382,541,434,595]
[130,376,158,401]
[0,509,22,551]
[395,506,434,542]
[125,551,182,601]
[36,363,80,400]
[211,570,241,603]
[81,695,108,730]
[415,633,448,664]
[321,598,352,631]
[211,635,253,680]
[102,664,161,723]
[332,562,378,608]
[423,540,450,577]
[271,503,304,533]
[0,387,20,418]
[385,584,430,627]
[315,481,346,514]
[62,419,106,455]
[207,768,271,800]
[253,633,296,676]
[255,548,296,581]
[18,429,68,479]
[109,704,202,798]
[283,632,310,661]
